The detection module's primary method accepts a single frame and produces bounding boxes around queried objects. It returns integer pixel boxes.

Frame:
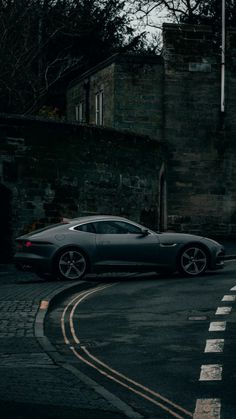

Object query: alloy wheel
[58,249,87,280]
[180,246,208,276]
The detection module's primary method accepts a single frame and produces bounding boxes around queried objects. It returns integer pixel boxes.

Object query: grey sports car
[14,215,225,280]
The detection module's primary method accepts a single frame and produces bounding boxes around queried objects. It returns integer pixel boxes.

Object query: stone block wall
[163,24,236,237]
[0,115,162,260]
[113,56,164,139]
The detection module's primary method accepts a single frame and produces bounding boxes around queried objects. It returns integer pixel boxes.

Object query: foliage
[0,0,146,115]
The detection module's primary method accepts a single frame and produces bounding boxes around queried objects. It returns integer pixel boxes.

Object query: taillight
[17,240,32,249]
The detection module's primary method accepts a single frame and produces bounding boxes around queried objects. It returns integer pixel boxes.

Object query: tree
[128,0,236,27]
[0,0,144,115]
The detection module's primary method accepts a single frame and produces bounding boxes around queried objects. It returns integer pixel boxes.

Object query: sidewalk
[0,268,141,419]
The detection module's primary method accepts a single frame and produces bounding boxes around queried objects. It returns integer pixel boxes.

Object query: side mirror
[140,228,150,236]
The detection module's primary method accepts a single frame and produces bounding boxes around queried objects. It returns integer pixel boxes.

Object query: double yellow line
[61,285,193,419]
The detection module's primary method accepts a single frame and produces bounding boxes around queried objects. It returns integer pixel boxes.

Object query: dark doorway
[0,185,13,262]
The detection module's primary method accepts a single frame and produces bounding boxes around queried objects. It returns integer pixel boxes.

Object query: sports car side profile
[14,215,225,280]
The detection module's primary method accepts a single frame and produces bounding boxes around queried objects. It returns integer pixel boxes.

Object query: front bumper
[215,248,225,269]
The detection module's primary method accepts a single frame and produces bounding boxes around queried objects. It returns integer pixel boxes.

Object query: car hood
[158,232,223,249]
[159,232,204,245]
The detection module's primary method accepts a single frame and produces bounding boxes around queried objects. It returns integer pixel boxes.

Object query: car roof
[68,215,134,225]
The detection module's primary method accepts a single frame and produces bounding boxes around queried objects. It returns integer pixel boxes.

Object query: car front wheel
[179,245,208,276]
[55,248,87,280]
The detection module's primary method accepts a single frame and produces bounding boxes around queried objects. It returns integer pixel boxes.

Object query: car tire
[178,245,208,277]
[55,247,88,281]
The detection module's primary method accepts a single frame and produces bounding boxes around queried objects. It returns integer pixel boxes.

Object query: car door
[94,220,160,268]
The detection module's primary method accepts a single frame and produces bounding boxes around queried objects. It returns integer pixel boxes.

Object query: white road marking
[221,295,236,301]
[199,365,222,381]
[193,399,221,419]
[195,287,234,417]
[215,306,232,315]
[204,339,224,353]
[209,321,226,332]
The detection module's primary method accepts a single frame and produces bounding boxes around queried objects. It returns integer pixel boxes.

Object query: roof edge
[67,53,162,90]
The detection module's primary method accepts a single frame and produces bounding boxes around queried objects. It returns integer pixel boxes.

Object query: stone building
[67,23,236,238]
[1,23,236,261]
[67,54,163,140]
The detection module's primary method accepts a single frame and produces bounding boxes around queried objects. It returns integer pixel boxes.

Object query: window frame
[75,101,84,123]
[95,90,104,126]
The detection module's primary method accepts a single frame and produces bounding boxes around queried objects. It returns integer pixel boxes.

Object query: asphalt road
[46,260,236,419]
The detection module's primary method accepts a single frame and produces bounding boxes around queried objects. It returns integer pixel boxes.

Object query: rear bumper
[14,254,53,274]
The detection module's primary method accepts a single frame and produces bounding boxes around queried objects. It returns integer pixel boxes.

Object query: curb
[224,255,236,260]
[34,280,143,419]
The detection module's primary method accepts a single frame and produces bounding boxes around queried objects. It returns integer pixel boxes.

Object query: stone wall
[113,56,164,139]
[0,115,162,260]
[163,24,236,237]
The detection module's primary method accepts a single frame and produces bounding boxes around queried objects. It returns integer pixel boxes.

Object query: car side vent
[160,243,177,247]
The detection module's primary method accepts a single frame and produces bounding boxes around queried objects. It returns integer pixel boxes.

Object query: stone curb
[34,280,143,419]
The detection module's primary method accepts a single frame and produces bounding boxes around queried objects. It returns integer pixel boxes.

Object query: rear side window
[74,223,95,233]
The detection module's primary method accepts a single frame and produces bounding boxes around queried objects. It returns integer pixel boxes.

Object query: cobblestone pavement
[0,268,135,419]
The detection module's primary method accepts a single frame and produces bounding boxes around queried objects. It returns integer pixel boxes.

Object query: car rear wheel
[179,245,208,276]
[55,248,87,280]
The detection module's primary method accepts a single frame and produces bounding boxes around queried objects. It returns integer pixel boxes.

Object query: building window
[95,90,103,126]
[75,102,84,122]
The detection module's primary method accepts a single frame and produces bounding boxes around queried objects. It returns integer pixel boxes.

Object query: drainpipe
[221,0,225,116]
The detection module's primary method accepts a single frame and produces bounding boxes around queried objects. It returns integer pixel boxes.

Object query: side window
[74,223,95,233]
[94,221,119,234]
[116,222,142,234]
[94,221,142,234]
